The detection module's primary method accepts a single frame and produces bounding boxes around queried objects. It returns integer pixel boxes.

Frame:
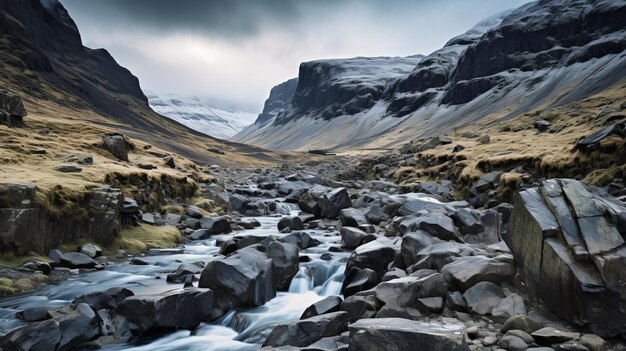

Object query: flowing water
[0,206,349,350]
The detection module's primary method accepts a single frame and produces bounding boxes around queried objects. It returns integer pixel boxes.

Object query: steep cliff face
[255,78,298,126]
[0,0,147,109]
[234,0,626,151]
[274,56,422,124]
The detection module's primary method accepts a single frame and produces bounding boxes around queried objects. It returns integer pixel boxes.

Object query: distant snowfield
[145,91,258,140]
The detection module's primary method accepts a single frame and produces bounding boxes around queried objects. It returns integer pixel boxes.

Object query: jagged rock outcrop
[0,183,122,255]
[505,178,626,337]
[255,78,299,126]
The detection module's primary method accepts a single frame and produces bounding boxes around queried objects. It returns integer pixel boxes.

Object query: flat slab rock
[348,318,468,351]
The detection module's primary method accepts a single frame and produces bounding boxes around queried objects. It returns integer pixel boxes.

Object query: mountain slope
[146,91,257,139]
[0,0,281,166]
[234,0,626,151]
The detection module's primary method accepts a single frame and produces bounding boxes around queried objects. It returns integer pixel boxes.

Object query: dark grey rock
[263,311,350,347]
[102,133,130,162]
[462,281,505,315]
[59,252,97,269]
[116,288,214,334]
[268,241,299,291]
[198,247,275,316]
[339,208,369,227]
[301,296,343,319]
[318,188,352,219]
[441,255,514,290]
[348,318,468,351]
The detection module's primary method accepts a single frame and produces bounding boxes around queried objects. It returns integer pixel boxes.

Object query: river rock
[278,216,305,231]
[200,217,232,234]
[340,226,375,250]
[501,315,544,334]
[16,307,51,322]
[267,241,299,291]
[0,319,62,351]
[301,296,343,319]
[318,188,352,219]
[348,318,468,351]
[199,247,275,315]
[375,274,448,308]
[499,334,529,351]
[365,205,389,224]
[102,133,130,162]
[340,208,369,227]
[73,287,134,310]
[578,334,607,351]
[505,179,626,337]
[59,252,98,269]
[492,293,527,320]
[451,208,484,235]
[79,243,102,258]
[280,232,319,249]
[340,294,380,322]
[344,238,400,281]
[463,281,505,315]
[116,288,214,334]
[441,255,514,290]
[531,327,579,345]
[342,268,379,297]
[263,311,350,347]
[166,263,203,283]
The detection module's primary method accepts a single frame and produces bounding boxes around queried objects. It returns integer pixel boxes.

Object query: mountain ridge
[234,0,626,151]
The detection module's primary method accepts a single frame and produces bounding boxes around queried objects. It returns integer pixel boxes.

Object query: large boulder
[318,188,352,219]
[340,208,369,227]
[0,90,27,127]
[102,133,130,162]
[198,247,275,315]
[73,287,134,310]
[116,288,214,334]
[263,311,350,347]
[463,281,505,315]
[300,296,343,319]
[340,227,375,250]
[441,255,514,290]
[505,179,626,337]
[200,217,232,234]
[344,238,400,281]
[375,274,449,308]
[348,318,468,351]
[59,252,98,269]
[267,241,299,291]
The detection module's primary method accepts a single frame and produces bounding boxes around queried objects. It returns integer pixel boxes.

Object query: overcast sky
[60,0,529,110]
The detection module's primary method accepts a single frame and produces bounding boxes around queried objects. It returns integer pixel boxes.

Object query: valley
[0,0,625,351]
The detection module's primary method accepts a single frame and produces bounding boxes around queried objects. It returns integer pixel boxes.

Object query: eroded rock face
[348,318,468,351]
[0,184,122,255]
[505,179,626,337]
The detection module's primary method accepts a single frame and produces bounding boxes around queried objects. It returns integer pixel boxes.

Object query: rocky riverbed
[0,160,625,351]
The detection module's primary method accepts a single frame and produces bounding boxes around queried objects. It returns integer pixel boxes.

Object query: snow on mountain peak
[145,91,258,140]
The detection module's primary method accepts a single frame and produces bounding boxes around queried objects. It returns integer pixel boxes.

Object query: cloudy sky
[61,0,529,110]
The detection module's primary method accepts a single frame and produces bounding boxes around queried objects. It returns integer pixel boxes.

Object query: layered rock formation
[506,179,626,337]
[0,184,123,255]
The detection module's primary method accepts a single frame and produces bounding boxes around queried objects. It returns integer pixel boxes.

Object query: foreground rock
[505,179,626,337]
[116,288,213,334]
[102,133,130,162]
[0,90,27,127]
[198,247,275,316]
[348,318,468,351]
[263,311,350,347]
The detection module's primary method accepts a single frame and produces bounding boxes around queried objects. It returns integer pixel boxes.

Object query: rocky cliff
[234,0,626,151]
[256,78,299,126]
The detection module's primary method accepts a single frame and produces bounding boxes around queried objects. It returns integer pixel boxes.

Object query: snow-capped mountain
[146,91,258,139]
[233,0,626,151]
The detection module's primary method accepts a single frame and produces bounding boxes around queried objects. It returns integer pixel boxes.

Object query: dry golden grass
[390,83,626,199]
[108,225,182,255]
